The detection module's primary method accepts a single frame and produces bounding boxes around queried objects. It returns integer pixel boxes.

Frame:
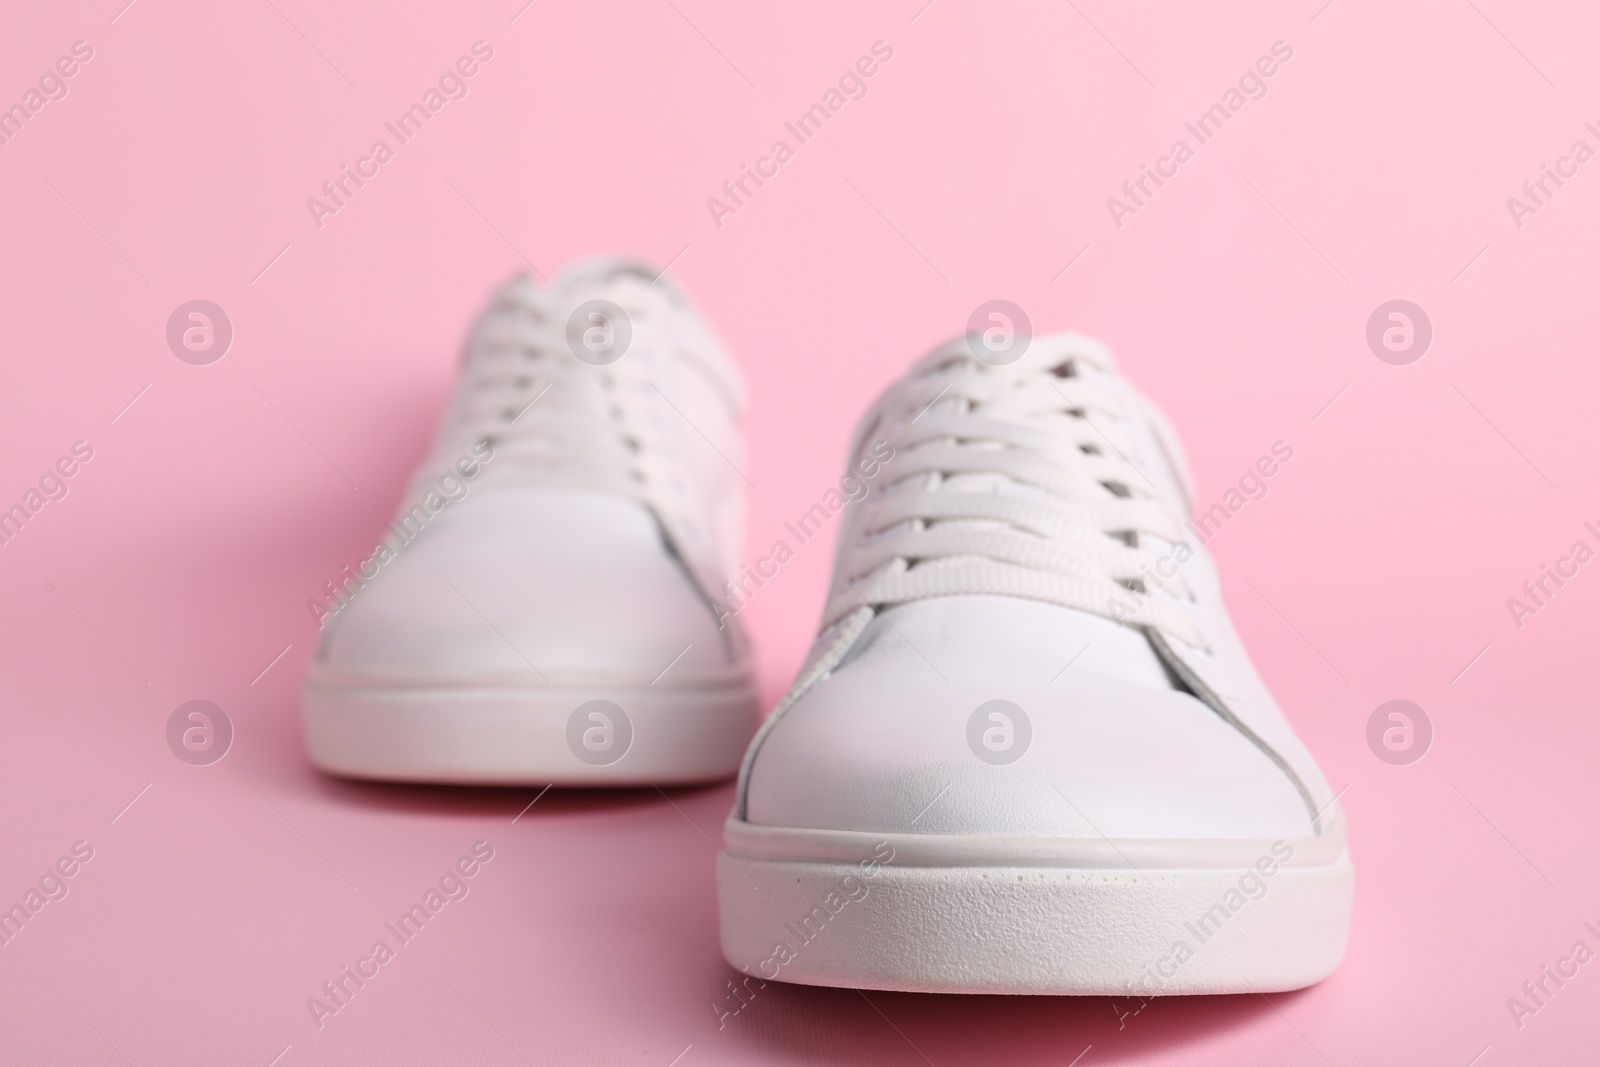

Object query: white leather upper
[745,595,1312,839]
[315,261,751,686]
[322,489,741,684]
[739,333,1336,841]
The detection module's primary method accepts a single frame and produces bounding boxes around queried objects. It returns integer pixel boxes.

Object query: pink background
[2,0,1597,1063]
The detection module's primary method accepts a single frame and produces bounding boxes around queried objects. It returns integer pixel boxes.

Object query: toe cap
[744,598,1314,840]
[318,489,736,682]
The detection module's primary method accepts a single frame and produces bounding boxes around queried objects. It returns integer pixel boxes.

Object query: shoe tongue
[488,260,673,312]
[551,257,680,302]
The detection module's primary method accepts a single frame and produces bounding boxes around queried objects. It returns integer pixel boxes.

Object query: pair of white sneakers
[302,260,1352,997]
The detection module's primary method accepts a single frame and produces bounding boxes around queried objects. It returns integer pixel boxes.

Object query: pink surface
[1,0,1596,1063]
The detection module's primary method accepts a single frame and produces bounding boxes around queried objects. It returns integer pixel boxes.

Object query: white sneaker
[718,333,1352,994]
[303,260,760,785]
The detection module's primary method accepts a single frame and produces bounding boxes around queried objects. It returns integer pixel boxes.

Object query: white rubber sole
[718,818,1353,995]
[303,671,760,786]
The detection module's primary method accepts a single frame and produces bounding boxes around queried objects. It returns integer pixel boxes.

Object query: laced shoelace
[409,280,706,538]
[825,341,1204,648]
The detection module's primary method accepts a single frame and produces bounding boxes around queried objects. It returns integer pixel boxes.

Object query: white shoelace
[826,340,1204,648]
[425,278,694,528]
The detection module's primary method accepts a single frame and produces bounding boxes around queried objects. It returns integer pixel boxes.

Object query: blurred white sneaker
[303,260,759,785]
[718,333,1352,994]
